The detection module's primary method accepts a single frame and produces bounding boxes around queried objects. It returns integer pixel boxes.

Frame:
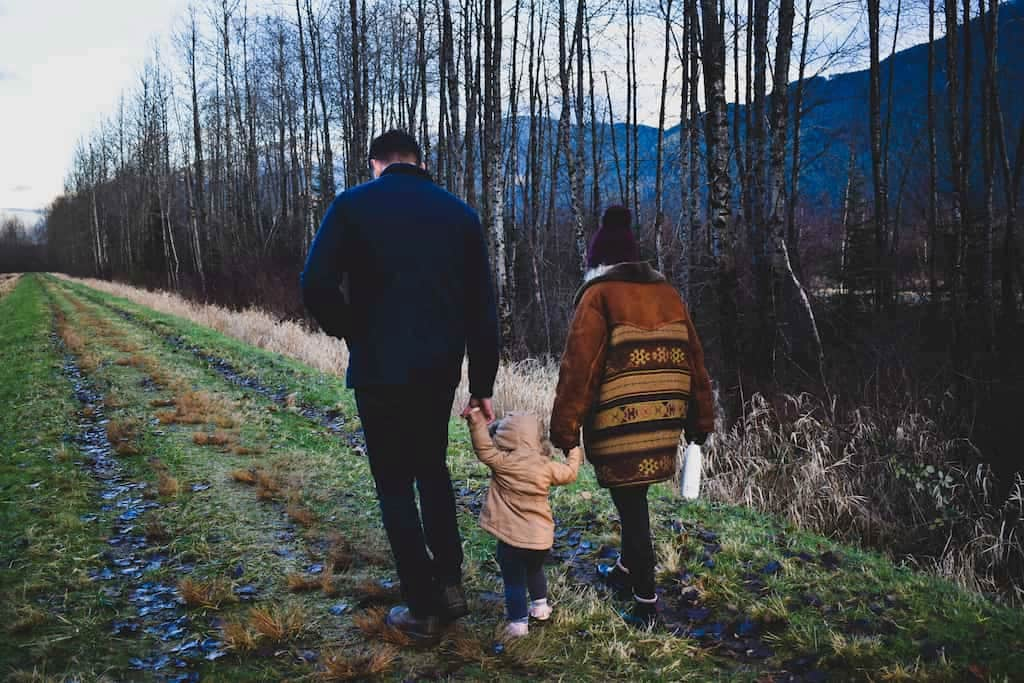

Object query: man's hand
[460,396,495,423]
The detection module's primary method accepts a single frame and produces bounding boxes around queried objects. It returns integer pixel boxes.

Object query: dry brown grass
[0,273,21,299]
[286,573,322,592]
[704,393,1024,599]
[352,579,401,605]
[443,633,499,667]
[192,430,238,448]
[168,390,215,424]
[154,389,238,429]
[286,503,316,527]
[255,471,282,500]
[53,444,72,463]
[248,605,307,643]
[230,468,259,485]
[67,274,350,379]
[326,536,355,572]
[317,645,399,681]
[178,578,233,609]
[352,607,412,646]
[62,275,557,420]
[320,566,340,596]
[212,414,238,429]
[322,533,388,571]
[157,472,180,498]
[286,566,340,598]
[355,546,392,568]
[221,619,257,652]
[105,418,141,456]
[109,338,139,354]
[57,325,85,354]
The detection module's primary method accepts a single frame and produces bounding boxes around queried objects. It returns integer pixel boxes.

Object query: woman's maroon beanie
[586,205,639,268]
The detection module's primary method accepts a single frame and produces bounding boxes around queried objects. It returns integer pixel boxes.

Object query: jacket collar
[380,163,433,182]
[573,261,666,305]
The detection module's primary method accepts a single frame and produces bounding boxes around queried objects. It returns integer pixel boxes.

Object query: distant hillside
[511,0,1024,220]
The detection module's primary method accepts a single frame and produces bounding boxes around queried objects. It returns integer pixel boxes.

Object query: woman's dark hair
[368,130,422,165]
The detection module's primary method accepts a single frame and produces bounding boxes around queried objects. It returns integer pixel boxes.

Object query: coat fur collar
[574,261,666,305]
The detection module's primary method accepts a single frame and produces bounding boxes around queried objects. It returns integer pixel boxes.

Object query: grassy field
[1,272,1023,682]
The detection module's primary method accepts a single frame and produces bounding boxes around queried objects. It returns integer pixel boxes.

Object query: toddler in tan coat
[465,408,582,639]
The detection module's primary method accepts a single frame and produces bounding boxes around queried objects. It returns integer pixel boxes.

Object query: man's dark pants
[355,385,463,617]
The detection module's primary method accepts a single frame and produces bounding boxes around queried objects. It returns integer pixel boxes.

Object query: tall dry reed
[62,275,349,379]
[63,274,559,419]
[704,392,1024,601]
[0,273,21,298]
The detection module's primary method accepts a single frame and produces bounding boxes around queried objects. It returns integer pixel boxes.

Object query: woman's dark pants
[609,484,656,599]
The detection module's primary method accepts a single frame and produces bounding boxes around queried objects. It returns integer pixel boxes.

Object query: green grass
[1,273,1022,681]
[0,275,118,676]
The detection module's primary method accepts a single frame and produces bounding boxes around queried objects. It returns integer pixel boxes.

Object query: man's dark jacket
[300,163,500,398]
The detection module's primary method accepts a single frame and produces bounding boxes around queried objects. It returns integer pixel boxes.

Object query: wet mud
[56,332,223,681]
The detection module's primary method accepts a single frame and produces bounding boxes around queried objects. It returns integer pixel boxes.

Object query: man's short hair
[369,130,422,165]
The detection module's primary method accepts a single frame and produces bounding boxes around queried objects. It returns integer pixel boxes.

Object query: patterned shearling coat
[550,262,714,488]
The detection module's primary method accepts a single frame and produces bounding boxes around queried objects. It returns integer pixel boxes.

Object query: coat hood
[491,412,543,453]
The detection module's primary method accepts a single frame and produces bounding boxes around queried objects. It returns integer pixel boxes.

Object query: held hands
[460,396,495,423]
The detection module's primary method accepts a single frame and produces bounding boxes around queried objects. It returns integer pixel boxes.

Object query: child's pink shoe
[529,599,552,621]
[502,621,529,639]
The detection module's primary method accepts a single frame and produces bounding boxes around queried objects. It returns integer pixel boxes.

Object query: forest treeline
[15,0,1024,481]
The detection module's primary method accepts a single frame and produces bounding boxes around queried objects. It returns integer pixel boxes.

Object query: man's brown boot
[386,605,441,641]
[440,584,469,621]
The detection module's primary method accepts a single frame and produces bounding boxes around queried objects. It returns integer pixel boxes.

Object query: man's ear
[419,161,426,170]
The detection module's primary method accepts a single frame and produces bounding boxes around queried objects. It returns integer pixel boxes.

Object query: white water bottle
[680,443,702,500]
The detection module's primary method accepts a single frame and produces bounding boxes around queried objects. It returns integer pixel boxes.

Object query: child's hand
[464,407,485,425]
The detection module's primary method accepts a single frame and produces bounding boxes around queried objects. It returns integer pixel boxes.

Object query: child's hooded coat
[469,413,582,550]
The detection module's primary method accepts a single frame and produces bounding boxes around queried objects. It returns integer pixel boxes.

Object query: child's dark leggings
[496,541,548,621]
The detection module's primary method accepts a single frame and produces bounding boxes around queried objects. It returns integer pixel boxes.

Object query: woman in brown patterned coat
[550,205,715,627]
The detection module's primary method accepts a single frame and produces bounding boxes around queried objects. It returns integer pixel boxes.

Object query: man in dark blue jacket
[301,130,499,640]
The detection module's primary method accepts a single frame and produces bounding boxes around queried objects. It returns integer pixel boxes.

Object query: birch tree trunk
[653,0,673,273]
[700,0,739,383]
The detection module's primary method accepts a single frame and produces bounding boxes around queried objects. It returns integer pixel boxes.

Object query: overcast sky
[0,0,928,218]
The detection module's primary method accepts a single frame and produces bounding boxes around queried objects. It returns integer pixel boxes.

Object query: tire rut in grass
[69,286,365,453]
[55,284,418,669]
[52,330,224,681]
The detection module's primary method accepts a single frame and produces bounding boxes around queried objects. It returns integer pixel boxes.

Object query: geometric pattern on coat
[584,323,692,488]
